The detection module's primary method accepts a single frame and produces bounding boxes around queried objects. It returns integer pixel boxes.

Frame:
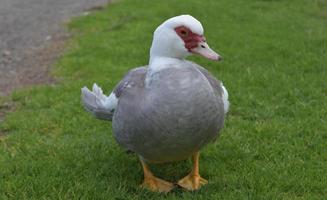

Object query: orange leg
[177,151,208,190]
[139,158,174,193]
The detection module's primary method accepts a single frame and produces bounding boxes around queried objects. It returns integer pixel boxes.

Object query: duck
[81,15,229,193]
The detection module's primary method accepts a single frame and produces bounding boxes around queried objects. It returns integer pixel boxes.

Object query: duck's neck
[149,56,183,70]
[149,43,187,72]
[147,29,189,86]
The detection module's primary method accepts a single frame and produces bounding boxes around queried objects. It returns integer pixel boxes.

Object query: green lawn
[1,0,327,199]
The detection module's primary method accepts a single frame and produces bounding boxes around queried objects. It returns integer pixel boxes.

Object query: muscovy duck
[81,15,229,192]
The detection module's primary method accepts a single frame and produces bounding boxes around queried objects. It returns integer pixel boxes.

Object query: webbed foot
[139,158,174,193]
[141,176,174,193]
[177,173,208,191]
[177,151,208,191]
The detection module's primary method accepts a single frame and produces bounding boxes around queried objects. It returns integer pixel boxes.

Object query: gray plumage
[100,61,226,163]
[81,61,227,163]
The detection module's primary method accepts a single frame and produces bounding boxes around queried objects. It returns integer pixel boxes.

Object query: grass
[1,0,327,199]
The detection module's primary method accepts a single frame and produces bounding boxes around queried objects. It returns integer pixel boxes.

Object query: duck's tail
[81,83,118,121]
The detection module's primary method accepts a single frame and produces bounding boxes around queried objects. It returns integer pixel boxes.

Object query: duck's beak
[191,42,222,61]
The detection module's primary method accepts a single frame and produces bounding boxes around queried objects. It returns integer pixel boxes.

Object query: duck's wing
[113,66,147,98]
[190,62,229,114]
[81,66,147,121]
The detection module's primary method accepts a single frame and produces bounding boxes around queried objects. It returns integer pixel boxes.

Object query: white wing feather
[81,83,118,121]
[221,84,229,114]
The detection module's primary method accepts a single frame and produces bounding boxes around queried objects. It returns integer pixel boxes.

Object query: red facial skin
[174,26,206,52]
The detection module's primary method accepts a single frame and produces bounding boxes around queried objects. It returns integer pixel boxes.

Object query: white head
[150,15,221,63]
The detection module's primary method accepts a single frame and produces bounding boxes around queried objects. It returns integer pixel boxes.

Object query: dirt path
[0,0,109,96]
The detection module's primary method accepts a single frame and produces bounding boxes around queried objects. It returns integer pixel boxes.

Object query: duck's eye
[180,30,188,36]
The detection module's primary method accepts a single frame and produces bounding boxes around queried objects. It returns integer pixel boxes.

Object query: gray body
[111,61,225,163]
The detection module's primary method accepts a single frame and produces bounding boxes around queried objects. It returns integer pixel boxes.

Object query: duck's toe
[177,173,208,191]
[141,176,175,193]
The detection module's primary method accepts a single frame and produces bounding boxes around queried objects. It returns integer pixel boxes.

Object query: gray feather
[112,62,226,163]
[81,85,114,121]
[81,62,227,163]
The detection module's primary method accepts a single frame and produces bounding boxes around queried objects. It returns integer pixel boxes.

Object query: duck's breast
[113,65,224,163]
